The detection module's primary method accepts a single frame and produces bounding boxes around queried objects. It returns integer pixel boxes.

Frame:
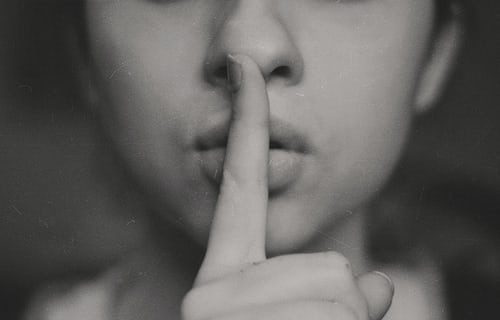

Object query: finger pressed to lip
[199,147,305,195]
[195,54,270,285]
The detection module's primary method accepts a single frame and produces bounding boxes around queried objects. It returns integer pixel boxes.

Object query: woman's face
[85,0,435,253]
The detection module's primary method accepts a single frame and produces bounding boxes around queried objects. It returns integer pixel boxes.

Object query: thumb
[357,271,394,320]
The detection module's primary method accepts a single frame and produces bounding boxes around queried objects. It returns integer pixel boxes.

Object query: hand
[182,54,394,320]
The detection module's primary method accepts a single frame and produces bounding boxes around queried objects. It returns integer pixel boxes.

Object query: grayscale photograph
[1,0,499,319]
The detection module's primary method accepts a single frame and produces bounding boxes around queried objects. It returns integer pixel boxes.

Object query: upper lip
[196,117,311,154]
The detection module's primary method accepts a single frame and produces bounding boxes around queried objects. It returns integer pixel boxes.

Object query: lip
[198,148,306,194]
[196,118,310,153]
[196,118,311,193]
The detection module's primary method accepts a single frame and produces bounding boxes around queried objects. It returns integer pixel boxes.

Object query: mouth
[196,118,309,154]
[196,118,311,194]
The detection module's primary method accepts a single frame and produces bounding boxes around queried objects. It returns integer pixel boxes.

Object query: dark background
[1,0,499,318]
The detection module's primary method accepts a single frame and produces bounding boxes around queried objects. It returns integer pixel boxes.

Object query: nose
[204,1,304,88]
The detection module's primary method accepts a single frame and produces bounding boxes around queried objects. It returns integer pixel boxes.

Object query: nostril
[217,64,292,81]
[214,65,228,82]
[206,57,300,88]
[271,65,292,79]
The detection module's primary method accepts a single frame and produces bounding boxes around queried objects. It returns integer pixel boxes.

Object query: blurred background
[1,0,499,319]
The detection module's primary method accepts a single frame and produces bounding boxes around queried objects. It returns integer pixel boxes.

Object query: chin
[263,199,337,257]
[163,199,319,257]
[265,229,309,257]
[264,217,330,257]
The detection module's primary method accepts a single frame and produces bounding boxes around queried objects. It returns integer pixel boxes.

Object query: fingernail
[373,271,394,293]
[227,54,242,93]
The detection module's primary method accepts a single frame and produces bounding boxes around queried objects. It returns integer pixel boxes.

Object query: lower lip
[198,148,305,193]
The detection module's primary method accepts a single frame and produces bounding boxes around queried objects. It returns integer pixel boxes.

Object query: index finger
[195,54,270,285]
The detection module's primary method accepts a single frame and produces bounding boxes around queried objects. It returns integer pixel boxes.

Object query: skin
[86,0,437,253]
[82,0,461,319]
[183,55,393,320]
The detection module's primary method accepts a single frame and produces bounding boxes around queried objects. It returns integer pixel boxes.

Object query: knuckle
[221,167,240,190]
[221,165,253,189]
[222,165,265,193]
[319,252,354,282]
[314,252,357,295]
[321,251,351,270]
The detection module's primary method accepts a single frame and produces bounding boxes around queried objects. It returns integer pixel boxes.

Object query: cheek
[87,1,206,177]
[86,3,224,242]
[84,0,435,250]
[262,1,435,241]
[299,57,415,216]
[298,3,433,198]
